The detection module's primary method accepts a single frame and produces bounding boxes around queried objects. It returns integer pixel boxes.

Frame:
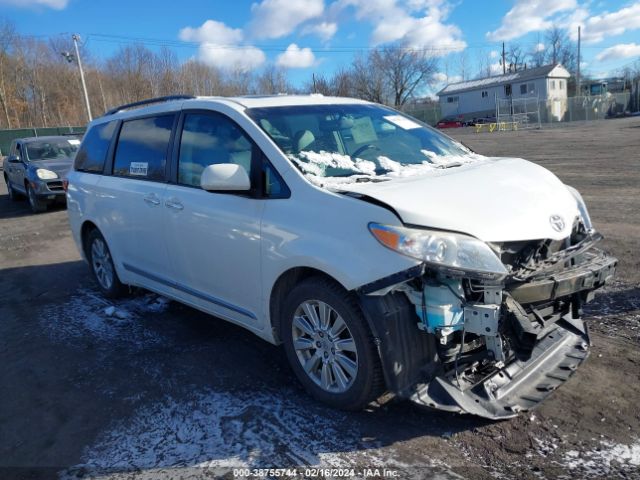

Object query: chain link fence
[543,92,632,123]
[404,91,634,128]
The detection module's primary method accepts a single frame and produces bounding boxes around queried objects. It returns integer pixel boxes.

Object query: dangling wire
[454,327,466,389]
[421,278,428,330]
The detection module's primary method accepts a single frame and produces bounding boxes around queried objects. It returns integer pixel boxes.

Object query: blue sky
[1,0,639,92]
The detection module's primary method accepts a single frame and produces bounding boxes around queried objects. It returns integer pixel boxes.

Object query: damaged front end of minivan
[357,219,617,420]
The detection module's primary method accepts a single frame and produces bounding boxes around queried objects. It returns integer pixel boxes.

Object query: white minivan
[67,95,616,419]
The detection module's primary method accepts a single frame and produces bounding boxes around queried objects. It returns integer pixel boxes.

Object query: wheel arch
[80,220,100,259]
[268,266,348,344]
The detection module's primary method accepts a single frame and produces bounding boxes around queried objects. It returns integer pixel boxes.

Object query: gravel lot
[1,117,639,479]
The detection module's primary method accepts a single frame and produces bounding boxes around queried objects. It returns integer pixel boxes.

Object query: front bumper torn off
[357,249,617,420]
[410,316,590,419]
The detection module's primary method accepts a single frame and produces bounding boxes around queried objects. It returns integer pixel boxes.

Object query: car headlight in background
[369,223,508,281]
[36,168,58,180]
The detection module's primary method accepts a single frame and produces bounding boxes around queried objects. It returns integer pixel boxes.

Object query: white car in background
[66,95,616,419]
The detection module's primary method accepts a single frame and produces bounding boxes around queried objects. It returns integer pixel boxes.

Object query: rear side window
[74,121,116,173]
[113,115,174,181]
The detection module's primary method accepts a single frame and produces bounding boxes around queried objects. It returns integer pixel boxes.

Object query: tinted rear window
[74,121,116,173]
[113,115,174,181]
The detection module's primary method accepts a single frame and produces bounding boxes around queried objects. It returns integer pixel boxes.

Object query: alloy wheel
[292,300,359,393]
[91,238,114,290]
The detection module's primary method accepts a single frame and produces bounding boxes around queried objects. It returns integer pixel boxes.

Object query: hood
[339,157,580,242]
[30,158,73,178]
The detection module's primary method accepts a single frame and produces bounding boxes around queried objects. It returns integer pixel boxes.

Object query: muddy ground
[0,117,639,480]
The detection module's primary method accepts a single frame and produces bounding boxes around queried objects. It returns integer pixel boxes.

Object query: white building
[437,64,571,121]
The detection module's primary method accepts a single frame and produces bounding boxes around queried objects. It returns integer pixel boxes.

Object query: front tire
[87,229,126,298]
[281,277,384,410]
[27,184,47,213]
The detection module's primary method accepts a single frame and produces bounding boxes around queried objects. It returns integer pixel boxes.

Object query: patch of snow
[41,289,170,350]
[290,149,488,189]
[59,389,461,479]
[561,439,640,476]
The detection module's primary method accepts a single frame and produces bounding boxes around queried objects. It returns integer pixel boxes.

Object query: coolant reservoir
[416,279,464,335]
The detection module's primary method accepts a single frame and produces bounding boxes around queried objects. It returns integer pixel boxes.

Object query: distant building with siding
[437,64,571,121]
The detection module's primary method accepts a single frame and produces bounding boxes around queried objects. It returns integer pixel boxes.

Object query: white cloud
[276,43,316,68]
[179,20,243,44]
[573,2,640,44]
[0,0,67,8]
[489,50,499,58]
[486,0,576,41]
[339,0,466,56]
[301,21,338,42]
[490,62,503,75]
[249,0,324,39]
[534,42,545,52]
[595,43,640,62]
[432,72,448,83]
[487,1,640,45]
[197,43,266,71]
[179,20,265,71]
[431,72,462,86]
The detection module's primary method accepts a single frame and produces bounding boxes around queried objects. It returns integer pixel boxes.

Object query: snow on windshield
[289,149,487,188]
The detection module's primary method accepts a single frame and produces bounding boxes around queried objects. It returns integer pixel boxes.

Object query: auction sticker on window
[129,162,148,176]
[383,115,421,130]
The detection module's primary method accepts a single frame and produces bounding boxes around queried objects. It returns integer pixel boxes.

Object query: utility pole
[576,26,581,96]
[502,42,506,74]
[72,34,92,122]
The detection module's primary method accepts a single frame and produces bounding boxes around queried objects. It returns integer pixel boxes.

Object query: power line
[84,32,630,52]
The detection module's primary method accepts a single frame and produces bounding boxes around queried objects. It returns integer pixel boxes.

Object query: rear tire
[86,229,127,298]
[281,276,385,410]
[27,185,47,213]
[5,179,20,201]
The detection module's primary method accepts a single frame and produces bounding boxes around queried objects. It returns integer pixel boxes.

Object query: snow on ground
[561,439,640,476]
[59,389,461,480]
[41,289,170,350]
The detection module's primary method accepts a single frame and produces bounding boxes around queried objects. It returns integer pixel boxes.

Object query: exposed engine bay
[357,222,617,419]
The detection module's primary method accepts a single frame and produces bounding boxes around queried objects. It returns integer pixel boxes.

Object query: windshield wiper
[434,161,463,169]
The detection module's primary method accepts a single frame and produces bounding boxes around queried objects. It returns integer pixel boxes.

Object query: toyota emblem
[550,214,565,232]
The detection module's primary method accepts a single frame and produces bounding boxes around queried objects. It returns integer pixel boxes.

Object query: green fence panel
[0,126,86,157]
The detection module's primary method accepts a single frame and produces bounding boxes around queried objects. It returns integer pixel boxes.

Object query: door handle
[143,193,161,206]
[165,198,183,211]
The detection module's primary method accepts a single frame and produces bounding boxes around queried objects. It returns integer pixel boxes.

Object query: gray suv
[3,136,80,212]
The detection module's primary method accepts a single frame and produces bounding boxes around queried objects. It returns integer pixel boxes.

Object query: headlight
[36,168,58,180]
[369,223,508,280]
[566,185,593,231]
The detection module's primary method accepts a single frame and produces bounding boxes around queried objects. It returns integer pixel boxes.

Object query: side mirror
[200,163,251,192]
[8,155,21,163]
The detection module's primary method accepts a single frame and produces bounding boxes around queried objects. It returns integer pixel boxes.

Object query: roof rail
[103,95,196,116]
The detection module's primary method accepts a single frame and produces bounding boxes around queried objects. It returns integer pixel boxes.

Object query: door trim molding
[122,262,257,320]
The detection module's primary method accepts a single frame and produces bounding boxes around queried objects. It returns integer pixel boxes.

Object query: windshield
[25,138,80,161]
[247,104,481,184]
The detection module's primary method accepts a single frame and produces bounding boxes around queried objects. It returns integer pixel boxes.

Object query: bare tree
[331,68,353,97]
[476,49,494,79]
[506,43,527,71]
[255,65,290,94]
[375,45,438,106]
[545,26,577,72]
[0,19,15,128]
[457,50,469,81]
[350,52,385,103]
[529,34,546,68]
